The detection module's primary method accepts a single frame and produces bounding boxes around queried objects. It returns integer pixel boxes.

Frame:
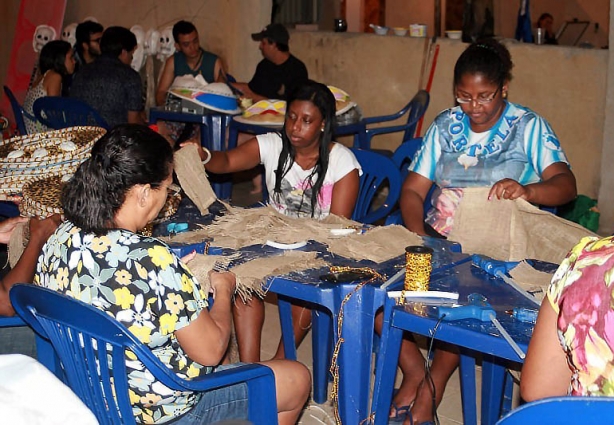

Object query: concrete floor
[230,179,478,424]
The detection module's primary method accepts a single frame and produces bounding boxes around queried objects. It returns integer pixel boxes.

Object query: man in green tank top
[156,21,226,106]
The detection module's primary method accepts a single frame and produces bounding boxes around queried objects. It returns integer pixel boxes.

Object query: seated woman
[183,79,361,362]
[394,38,577,423]
[34,125,310,425]
[522,235,614,401]
[23,40,76,134]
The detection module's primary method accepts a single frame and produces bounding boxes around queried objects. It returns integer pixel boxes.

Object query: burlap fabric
[162,205,422,262]
[447,187,596,264]
[165,206,425,298]
[508,260,553,302]
[173,145,216,215]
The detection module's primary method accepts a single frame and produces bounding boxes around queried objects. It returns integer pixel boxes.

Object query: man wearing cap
[231,23,308,102]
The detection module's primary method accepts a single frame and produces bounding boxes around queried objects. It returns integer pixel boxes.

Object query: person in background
[63,20,104,96]
[23,40,76,134]
[34,124,310,424]
[155,20,228,146]
[155,20,227,106]
[184,80,360,364]
[521,235,614,401]
[74,20,104,66]
[230,23,309,194]
[231,23,308,103]
[393,38,576,423]
[71,26,145,127]
[537,13,558,45]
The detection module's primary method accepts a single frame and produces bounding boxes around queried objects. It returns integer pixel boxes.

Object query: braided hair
[454,38,514,88]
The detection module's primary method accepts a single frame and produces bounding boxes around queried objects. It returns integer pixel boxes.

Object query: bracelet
[201,147,212,165]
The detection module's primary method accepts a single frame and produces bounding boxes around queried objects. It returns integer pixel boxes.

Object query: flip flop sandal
[388,401,411,423]
[388,389,414,423]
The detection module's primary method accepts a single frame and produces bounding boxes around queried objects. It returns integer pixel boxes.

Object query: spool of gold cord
[404,245,434,291]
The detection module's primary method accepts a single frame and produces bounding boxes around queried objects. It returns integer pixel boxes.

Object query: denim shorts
[172,363,249,424]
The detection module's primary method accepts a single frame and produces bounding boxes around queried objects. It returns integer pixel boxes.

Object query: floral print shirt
[34,221,209,424]
[547,235,614,396]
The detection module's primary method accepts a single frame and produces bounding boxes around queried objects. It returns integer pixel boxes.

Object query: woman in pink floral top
[522,235,614,401]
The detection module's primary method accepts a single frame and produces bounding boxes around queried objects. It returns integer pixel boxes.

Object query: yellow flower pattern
[35,221,210,424]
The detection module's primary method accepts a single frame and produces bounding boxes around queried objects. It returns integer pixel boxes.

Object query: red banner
[2,0,66,135]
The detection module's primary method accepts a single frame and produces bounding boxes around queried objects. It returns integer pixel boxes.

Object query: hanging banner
[1,0,67,135]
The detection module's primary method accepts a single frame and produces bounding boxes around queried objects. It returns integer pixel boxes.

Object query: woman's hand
[489,178,532,201]
[208,271,236,299]
[179,140,207,161]
[0,217,28,244]
[180,250,197,264]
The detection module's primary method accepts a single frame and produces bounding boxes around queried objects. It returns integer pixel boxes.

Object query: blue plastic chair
[33,96,109,129]
[354,90,430,150]
[3,85,34,135]
[496,396,614,424]
[350,148,402,224]
[10,284,278,425]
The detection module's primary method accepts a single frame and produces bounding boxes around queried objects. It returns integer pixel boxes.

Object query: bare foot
[407,378,441,424]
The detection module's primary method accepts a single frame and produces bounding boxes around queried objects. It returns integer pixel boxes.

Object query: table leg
[459,352,478,425]
[481,355,506,425]
[311,310,333,404]
[331,285,377,424]
[372,305,403,425]
[277,295,297,361]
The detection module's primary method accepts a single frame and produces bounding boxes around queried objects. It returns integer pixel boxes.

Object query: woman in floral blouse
[522,235,614,401]
[34,124,310,424]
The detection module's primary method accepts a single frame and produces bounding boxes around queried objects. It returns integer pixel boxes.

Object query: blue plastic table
[265,239,467,425]
[149,107,236,200]
[371,260,548,425]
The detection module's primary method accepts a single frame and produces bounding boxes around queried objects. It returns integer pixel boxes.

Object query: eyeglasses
[456,86,500,105]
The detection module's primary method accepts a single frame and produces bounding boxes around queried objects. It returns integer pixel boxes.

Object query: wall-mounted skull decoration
[33,25,57,53]
[144,28,160,57]
[61,23,78,47]
[130,25,146,71]
[157,26,175,62]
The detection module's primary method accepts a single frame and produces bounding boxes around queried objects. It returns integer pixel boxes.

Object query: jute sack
[173,144,216,214]
[448,187,596,264]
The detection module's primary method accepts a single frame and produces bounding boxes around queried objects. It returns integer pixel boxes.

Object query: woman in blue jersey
[392,38,577,423]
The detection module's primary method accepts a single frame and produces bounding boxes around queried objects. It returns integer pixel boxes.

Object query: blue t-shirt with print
[410,101,569,188]
[409,101,570,236]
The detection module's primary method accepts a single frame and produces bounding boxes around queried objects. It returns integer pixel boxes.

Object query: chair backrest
[391,137,423,182]
[10,284,278,425]
[360,89,430,150]
[496,396,614,424]
[33,96,109,129]
[400,89,430,142]
[3,85,29,135]
[350,148,402,224]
